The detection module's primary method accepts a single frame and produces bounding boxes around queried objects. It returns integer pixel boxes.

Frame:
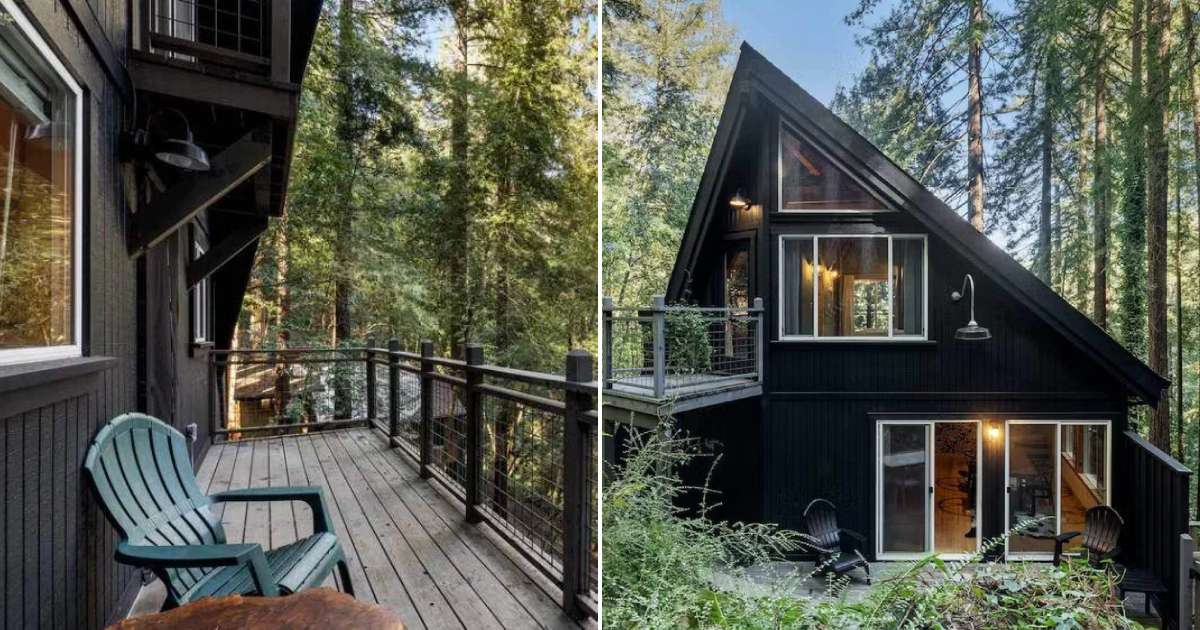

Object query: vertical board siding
[0,1,208,627]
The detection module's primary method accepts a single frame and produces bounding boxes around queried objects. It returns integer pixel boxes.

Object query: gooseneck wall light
[950,274,991,341]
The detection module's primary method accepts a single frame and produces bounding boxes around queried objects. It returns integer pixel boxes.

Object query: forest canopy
[236,0,598,374]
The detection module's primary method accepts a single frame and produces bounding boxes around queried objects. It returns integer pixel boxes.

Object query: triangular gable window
[780,125,888,212]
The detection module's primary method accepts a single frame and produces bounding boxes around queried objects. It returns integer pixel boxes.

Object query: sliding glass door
[1005,420,1110,560]
[877,421,980,559]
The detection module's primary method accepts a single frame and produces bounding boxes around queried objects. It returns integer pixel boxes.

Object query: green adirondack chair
[83,413,353,609]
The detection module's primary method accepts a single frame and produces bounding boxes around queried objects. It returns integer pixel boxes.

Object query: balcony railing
[603,296,764,399]
[208,340,599,618]
[139,0,291,82]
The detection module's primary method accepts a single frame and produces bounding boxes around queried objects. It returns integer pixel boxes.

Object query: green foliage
[602,0,735,306]
[664,308,712,374]
[239,0,597,373]
[604,426,1145,629]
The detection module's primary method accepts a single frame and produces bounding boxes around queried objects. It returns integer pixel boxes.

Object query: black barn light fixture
[130,108,210,172]
[729,189,751,211]
[950,273,991,341]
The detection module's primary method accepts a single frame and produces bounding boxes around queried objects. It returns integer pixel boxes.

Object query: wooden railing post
[602,296,613,389]
[465,343,484,523]
[208,352,220,437]
[561,349,594,619]
[365,334,377,424]
[420,340,434,479]
[1179,534,1194,627]
[652,295,666,397]
[753,296,764,382]
[388,338,401,444]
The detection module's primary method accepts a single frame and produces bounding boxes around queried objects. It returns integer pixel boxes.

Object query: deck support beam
[186,218,269,287]
[130,127,272,257]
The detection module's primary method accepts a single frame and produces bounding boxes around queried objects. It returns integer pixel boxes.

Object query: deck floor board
[202,428,574,629]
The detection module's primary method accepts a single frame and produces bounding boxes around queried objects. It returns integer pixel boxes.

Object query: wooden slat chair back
[803,499,842,553]
[1054,504,1123,567]
[802,498,871,584]
[84,413,353,609]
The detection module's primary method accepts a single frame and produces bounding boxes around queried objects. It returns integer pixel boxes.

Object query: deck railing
[208,341,598,619]
[1117,430,1193,628]
[139,0,292,81]
[603,295,763,398]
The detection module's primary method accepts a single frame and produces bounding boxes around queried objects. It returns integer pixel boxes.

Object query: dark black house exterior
[665,43,1187,573]
[0,0,319,626]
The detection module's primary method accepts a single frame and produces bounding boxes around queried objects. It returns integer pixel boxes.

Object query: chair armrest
[211,486,334,534]
[840,528,868,548]
[1055,531,1082,543]
[116,541,279,596]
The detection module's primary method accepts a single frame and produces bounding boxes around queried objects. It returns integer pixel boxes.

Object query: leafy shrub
[664,308,712,374]
[602,423,1144,629]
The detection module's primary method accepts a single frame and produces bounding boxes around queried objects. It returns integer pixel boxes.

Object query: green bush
[664,308,712,374]
[602,423,1144,629]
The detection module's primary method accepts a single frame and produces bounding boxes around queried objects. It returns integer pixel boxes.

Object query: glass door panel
[1008,423,1058,555]
[1059,424,1109,548]
[881,424,928,554]
[934,422,978,554]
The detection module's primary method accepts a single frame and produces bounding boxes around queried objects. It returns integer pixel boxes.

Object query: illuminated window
[0,0,83,365]
[779,235,926,339]
[779,125,887,212]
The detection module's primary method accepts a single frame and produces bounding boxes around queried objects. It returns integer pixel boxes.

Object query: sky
[721,0,874,105]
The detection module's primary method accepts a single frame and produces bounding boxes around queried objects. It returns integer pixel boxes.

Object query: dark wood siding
[0,1,210,627]
[677,100,1136,559]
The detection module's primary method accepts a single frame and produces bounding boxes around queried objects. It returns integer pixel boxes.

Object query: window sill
[190,341,215,357]
[0,356,117,418]
[0,355,117,395]
[771,338,936,347]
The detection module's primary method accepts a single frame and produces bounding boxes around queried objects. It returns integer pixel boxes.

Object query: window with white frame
[191,242,211,343]
[0,0,84,366]
[779,234,926,339]
[779,123,889,212]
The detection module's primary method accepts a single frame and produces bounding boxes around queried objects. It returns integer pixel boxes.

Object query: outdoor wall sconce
[950,273,991,341]
[128,108,211,172]
[729,189,751,211]
[988,426,1001,440]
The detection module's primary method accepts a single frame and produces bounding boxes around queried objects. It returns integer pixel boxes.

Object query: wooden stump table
[109,588,405,630]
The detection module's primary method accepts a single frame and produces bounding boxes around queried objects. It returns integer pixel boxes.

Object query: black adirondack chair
[1053,505,1123,567]
[803,499,871,584]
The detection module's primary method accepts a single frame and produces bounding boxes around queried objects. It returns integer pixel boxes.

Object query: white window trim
[192,242,211,343]
[875,419,983,561]
[777,233,928,342]
[0,0,85,367]
[1003,419,1112,562]
[778,120,895,214]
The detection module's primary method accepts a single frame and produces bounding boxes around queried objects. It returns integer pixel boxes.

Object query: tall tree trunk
[1145,0,1171,449]
[447,2,473,361]
[1175,170,1184,458]
[332,0,356,420]
[274,218,292,423]
[1037,71,1053,282]
[967,0,985,231]
[1120,0,1148,361]
[1093,3,1111,329]
[1185,0,1200,512]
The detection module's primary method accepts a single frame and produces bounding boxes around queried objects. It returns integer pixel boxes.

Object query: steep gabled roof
[669,42,1169,405]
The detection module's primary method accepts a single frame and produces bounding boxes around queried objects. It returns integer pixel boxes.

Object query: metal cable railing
[208,340,599,619]
[603,296,764,398]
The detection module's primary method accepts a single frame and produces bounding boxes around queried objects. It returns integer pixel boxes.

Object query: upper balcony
[602,297,764,421]
[128,0,320,121]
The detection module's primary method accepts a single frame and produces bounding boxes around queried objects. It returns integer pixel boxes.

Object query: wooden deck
[178,428,581,629]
